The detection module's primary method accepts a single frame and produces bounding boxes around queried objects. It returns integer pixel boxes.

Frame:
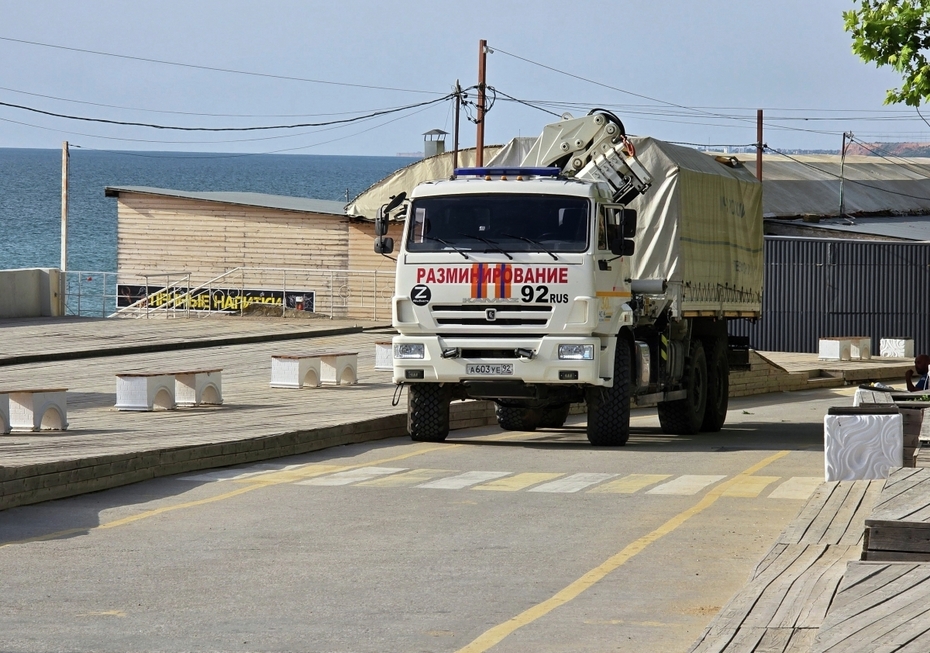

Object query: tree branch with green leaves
[844,0,930,106]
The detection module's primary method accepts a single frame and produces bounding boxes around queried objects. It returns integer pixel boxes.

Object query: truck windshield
[405,194,590,254]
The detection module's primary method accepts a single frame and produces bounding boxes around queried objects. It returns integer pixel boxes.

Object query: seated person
[905,354,930,392]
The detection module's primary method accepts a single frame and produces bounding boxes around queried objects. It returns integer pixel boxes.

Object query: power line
[0,94,454,131]
[0,35,443,96]
[0,84,437,119]
[488,44,754,126]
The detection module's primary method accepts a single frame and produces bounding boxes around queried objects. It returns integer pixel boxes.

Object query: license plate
[466,363,513,376]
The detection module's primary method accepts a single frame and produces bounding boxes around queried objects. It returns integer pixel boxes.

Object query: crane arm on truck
[519,111,652,204]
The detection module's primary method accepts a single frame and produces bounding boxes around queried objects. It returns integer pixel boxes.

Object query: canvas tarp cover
[345,146,503,220]
[627,137,763,316]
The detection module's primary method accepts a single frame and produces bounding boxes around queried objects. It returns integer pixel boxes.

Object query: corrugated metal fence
[729,237,930,354]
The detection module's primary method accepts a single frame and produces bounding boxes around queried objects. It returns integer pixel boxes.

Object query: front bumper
[390,335,606,386]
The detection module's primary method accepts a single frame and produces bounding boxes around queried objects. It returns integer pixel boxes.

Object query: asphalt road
[0,386,850,653]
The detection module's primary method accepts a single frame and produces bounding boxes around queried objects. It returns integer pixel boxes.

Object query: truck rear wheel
[701,338,729,432]
[539,403,571,428]
[657,340,707,435]
[408,383,451,442]
[585,337,632,446]
[496,405,540,431]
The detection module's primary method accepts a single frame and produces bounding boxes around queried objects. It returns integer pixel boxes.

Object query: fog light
[405,369,425,379]
[559,370,579,380]
[558,344,594,360]
[395,343,425,359]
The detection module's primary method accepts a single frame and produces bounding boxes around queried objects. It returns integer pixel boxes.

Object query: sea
[0,148,418,273]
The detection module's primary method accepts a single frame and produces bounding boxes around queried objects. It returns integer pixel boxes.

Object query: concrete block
[175,370,223,406]
[319,353,358,386]
[375,341,393,371]
[8,390,68,431]
[880,337,914,358]
[819,338,851,361]
[824,411,903,481]
[0,394,9,434]
[115,374,176,411]
[851,337,872,360]
[270,355,321,389]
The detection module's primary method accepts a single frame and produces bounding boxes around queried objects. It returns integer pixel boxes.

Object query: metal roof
[730,153,930,218]
[766,215,930,241]
[104,186,347,216]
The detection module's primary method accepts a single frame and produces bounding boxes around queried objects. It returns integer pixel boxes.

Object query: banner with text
[117,285,316,312]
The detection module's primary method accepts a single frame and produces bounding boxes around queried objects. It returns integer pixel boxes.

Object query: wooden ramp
[864,468,930,562]
[689,480,883,652]
[811,561,930,652]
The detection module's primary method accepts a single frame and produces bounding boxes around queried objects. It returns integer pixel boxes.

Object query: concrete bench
[270,352,358,389]
[819,336,871,361]
[116,369,222,411]
[0,388,68,432]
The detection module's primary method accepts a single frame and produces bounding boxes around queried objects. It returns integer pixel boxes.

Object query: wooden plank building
[106,186,397,319]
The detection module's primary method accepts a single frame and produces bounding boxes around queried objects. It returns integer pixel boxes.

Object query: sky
[0,0,919,156]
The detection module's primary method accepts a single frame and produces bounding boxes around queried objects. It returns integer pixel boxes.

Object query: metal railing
[63,271,120,317]
[102,267,394,320]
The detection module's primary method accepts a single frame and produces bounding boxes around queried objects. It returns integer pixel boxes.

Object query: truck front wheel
[657,340,707,435]
[408,383,451,442]
[585,337,632,446]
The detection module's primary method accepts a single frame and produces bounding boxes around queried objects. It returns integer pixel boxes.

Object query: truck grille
[430,303,552,327]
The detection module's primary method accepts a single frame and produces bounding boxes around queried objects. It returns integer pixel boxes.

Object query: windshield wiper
[458,233,514,260]
[423,235,470,259]
[501,233,559,260]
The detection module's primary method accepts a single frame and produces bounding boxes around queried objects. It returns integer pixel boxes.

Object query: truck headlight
[394,343,425,359]
[558,344,594,360]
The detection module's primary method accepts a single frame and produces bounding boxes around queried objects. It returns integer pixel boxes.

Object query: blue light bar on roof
[453,167,562,177]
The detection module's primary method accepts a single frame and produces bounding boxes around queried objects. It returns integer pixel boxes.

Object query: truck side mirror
[610,238,635,257]
[374,236,394,254]
[620,208,637,238]
[374,214,388,237]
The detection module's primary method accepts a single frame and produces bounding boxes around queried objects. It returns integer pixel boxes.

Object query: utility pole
[60,141,69,316]
[61,141,69,271]
[840,131,853,217]
[476,39,488,167]
[756,109,763,181]
[453,80,461,171]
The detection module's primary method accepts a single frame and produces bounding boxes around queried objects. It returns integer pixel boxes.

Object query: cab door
[593,205,632,333]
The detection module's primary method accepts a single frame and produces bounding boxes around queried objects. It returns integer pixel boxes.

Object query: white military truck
[374,111,763,445]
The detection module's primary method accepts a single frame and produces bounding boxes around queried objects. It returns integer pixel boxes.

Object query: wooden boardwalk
[689,481,884,652]
[0,323,401,467]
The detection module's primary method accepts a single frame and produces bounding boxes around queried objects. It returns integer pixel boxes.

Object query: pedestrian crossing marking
[528,473,617,494]
[178,463,309,482]
[721,475,779,498]
[356,468,454,487]
[647,475,726,495]
[175,462,821,501]
[768,476,823,500]
[473,473,565,492]
[418,471,511,490]
[587,474,673,494]
[296,466,407,486]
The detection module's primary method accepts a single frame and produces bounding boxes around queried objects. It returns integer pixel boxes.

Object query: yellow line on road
[0,443,453,549]
[454,449,792,653]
